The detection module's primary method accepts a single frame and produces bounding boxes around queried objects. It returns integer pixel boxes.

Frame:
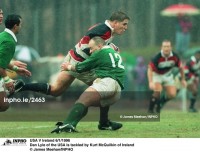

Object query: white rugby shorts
[90,77,121,107]
[64,52,97,84]
[153,71,175,86]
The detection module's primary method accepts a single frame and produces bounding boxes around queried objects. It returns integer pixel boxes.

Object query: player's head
[5,14,22,34]
[109,11,130,35]
[161,40,172,57]
[0,9,3,25]
[88,36,105,54]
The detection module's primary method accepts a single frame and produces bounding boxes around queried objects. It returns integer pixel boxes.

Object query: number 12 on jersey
[109,53,125,69]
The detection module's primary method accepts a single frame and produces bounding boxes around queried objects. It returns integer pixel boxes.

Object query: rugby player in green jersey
[51,36,125,133]
[0,9,28,70]
[0,14,31,111]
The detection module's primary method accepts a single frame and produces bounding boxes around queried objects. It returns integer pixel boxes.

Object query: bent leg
[63,87,101,127]
[50,71,75,96]
[20,71,75,97]
[164,85,177,99]
[187,83,198,112]
[148,82,162,113]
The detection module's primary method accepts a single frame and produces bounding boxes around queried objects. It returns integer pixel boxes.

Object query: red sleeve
[149,61,157,72]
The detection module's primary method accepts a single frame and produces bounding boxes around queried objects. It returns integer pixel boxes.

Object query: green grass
[0,110,199,138]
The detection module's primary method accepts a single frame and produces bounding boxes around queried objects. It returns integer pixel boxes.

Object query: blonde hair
[91,36,106,46]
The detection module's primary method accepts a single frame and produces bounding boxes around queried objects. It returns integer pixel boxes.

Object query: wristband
[13,65,19,71]
[67,65,72,71]
[3,76,12,84]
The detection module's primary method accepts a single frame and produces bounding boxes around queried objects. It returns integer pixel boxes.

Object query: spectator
[132,56,147,91]
[175,14,192,57]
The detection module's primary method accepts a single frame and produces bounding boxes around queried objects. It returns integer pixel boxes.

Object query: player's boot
[51,122,77,133]
[7,79,25,97]
[189,108,198,113]
[98,120,123,130]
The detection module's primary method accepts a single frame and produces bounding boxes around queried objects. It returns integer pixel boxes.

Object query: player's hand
[12,60,27,69]
[16,68,32,77]
[60,62,71,71]
[149,82,155,90]
[5,80,15,94]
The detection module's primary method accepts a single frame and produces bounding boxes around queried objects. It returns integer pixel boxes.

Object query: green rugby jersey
[0,30,16,79]
[75,46,125,89]
[0,31,16,69]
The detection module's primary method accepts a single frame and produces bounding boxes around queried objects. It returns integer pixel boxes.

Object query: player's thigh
[101,83,121,107]
[152,73,163,92]
[77,87,101,107]
[164,85,177,99]
[51,71,75,93]
[90,78,120,107]
[64,52,96,85]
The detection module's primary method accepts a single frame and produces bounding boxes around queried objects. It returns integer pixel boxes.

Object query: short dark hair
[5,14,21,29]
[109,11,130,22]
[162,39,172,44]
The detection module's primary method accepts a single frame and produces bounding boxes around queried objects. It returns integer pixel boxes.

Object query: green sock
[63,103,88,127]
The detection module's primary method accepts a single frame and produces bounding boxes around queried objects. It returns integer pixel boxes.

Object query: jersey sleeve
[75,51,100,73]
[76,24,111,56]
[148,56,158,72]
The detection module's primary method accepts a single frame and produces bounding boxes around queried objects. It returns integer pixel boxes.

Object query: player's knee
[49,85,63,97]
[0,102,9,112]
[75,100,89,107]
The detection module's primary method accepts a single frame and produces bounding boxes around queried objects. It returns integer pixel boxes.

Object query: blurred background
[1,0,200,115]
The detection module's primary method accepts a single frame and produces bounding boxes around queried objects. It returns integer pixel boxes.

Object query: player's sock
[189,97,196,109]
[20,83,51,95]
[99,106,109,124]
[63,103,88,127]
[160,95,169,109]
[148,96,159,113]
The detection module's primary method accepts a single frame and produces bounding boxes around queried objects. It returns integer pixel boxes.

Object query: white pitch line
[6,125,51,130]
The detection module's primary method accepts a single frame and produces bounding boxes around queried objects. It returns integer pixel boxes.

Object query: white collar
[4,28,17,42]
[102,45,111,50]
[105,20,114,32]
[161,50,173,58]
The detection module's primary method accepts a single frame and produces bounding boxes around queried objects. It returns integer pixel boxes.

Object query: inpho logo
[1,139,27,146]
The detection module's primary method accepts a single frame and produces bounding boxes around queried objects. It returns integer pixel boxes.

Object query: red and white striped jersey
[72,20,114,61]
[149,51,181,74]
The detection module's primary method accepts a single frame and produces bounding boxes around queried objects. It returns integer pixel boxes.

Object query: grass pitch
[0,110,199,138]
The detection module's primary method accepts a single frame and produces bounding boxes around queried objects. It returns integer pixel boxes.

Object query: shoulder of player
[0,32,16,44]
[172,51,179,58]
[86,23,111,35]
[151,52,161,61]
